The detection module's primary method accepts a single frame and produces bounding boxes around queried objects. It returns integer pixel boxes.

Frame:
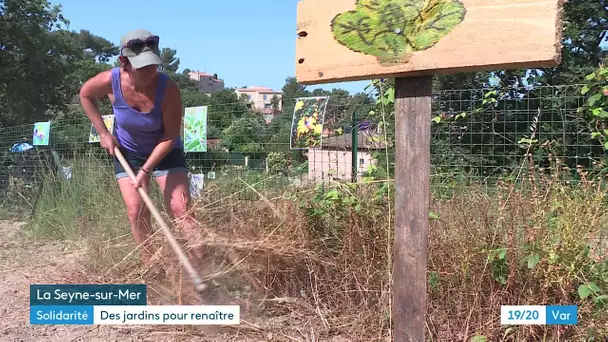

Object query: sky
[49,0,371,95]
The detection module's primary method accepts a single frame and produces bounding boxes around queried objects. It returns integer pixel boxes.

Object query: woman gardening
[79,29,202,264]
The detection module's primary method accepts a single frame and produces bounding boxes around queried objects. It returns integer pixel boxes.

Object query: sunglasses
[122,35,159,55]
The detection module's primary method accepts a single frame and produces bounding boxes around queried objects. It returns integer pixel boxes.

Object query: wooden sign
[295,0,564,84]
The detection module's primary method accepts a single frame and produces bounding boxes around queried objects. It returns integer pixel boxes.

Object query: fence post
[351,111,358,183]
[393,76,432,341]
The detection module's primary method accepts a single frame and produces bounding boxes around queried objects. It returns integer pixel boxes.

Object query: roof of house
[189,71,215,77]
[320,130,390,150]
[188,71,224,82]
[235,86,282,94]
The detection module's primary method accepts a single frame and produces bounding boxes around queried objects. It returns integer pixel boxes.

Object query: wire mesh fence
[430,84,605,182]
[0,83,603,213]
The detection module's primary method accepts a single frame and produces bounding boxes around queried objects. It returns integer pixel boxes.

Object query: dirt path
[0,220,360,342]
[0,220,247,342]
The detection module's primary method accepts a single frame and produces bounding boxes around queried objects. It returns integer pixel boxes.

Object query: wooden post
[351,109,358,183]
[393,76,432,341]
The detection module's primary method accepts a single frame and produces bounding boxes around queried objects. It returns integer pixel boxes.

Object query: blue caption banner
[546,305,578,325]
[30,284,147,306]
[30,305,94,325]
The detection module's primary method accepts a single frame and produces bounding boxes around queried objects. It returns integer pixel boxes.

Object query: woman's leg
[116,175,154,263]
[113,147,156,263]
[155,171,205,265]
[151,148,203,262]
[154,171,199,239]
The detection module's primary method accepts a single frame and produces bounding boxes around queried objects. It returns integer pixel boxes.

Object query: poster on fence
[88,115,115,143]
[32,121,51,146]
[183,106,208,152]
[289,96,329,150]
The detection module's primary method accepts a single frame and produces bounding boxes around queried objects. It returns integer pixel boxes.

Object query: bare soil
[0,220,252,341]
[0,220,357,342]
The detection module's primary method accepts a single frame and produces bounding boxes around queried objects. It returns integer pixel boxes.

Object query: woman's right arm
[79,70,118,155]
[79,70,113,136]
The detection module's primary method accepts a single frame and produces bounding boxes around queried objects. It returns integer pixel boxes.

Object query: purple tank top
[110,67,183,154]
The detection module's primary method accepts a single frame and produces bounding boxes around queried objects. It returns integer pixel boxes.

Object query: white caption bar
[93,305,240,325]
[500,305,546,325]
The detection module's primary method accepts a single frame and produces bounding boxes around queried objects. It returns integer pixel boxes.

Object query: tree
[170,72,198,91]
[75,29,119,63]
[221,116,266,155]
[282,76,310,103]
[0,1,123,126]
[159,47,180,73]
[271,95,281,110]
[62,30,118,94]
[211,90,250,119]
[530,0,607,85]
[433,72,492,91]
[264,113,293,151]
[0,0,78,125]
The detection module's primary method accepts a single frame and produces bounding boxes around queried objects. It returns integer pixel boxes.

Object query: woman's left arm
[141,78,183,173]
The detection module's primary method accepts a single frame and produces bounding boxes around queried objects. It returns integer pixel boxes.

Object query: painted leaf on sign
[331,0,466,65]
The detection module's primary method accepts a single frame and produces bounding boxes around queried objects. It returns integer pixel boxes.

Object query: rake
[113,146,209,301]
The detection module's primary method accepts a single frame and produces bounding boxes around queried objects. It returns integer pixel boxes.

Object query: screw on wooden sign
[295,0,564,340]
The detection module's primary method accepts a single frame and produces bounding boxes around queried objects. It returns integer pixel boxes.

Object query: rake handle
[113,147,208,294]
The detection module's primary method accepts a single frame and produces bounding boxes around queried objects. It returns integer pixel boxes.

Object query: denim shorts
[113,147,188,180]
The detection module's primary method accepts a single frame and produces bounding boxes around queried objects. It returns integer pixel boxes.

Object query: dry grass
[18,158,608,341]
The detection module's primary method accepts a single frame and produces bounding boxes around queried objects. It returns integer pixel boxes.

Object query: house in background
[307,129,389,183]
[234,86,283,124]
[188,71,225,95]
